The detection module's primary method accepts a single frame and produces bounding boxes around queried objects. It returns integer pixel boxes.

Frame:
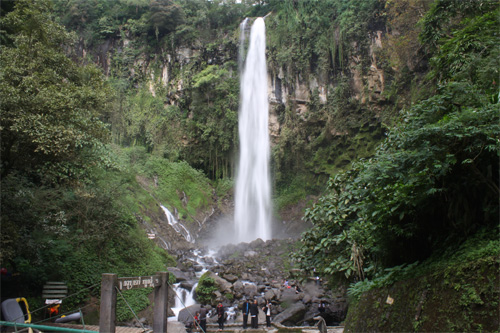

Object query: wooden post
[100,273,117,333]
[153,272,169,333]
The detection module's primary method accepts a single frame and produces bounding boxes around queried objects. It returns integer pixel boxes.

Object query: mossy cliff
[344,255,499,332]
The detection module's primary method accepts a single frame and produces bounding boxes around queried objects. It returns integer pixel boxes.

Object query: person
[194,313,200,332]
[250,299,259,329]
[262,299,272,328]
[318,301,326,314]
[216,302,225,331]
[242,299,250,329]
[294,284,301,293]
[199,305,207,333]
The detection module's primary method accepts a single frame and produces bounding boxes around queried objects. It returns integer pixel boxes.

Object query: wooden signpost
[99,272,169,333]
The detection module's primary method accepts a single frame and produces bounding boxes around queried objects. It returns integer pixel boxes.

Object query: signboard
[117,275,161,290]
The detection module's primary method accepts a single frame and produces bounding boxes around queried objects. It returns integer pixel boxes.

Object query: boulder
[273,302,306,325]
[280,287,300,303]
[167,267,189,282]
[243,283,258,298]
[223,273,238,283]
[249,238,265,248]
[178,304,201,324]
[207,271,232,293]
[233,280,244,292]
[264,288,279,301]
[180,281,195,290]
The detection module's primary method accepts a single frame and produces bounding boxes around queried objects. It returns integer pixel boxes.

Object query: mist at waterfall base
[233,17,272,244]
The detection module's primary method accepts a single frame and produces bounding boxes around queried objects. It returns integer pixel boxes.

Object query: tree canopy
[0,0,111,183]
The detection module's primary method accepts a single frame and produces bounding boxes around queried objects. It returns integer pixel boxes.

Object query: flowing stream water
[234,17,272,243]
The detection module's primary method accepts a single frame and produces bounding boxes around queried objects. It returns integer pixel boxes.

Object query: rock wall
[79,26,388,149]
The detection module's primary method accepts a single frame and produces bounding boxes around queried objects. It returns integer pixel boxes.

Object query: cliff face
[80,27,389,139]
[267,29,387,144]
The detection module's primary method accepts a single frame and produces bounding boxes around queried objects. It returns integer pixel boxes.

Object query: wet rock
[180,281,195,290]
[168,267,189,282]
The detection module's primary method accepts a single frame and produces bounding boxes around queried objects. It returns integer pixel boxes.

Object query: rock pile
[169,238,348,328]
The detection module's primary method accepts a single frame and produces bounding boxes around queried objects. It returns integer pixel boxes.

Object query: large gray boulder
[206,271,232,293]
[178,304,201,324]
[280,287,300,303]
[272,302,306,325]
[168,267,189,282]
[243,283,258,298]
[264,288,280,301]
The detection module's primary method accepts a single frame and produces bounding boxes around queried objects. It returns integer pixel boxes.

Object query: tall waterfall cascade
[234,17,272,243]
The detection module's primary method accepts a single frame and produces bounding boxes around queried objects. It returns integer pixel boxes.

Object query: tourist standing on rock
[250,299,259,328]
[217,302,225,331]
[242,299,250,329]
[262,299,272,328]
[199,305,207,333]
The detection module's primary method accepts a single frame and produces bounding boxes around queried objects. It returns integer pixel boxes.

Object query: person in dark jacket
[250,299,259,329]
[199,305,207,333]
[216,302,225,331]
[262,299,272,328]
[242,299,250,329]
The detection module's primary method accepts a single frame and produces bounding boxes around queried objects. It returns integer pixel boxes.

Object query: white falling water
[234,17,272,243]
[160,205,195,243]
[238,18,249,72]
[170,283,197,321]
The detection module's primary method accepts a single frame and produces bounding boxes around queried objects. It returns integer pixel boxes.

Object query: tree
[0,0,111,183]
[149,0,185,39]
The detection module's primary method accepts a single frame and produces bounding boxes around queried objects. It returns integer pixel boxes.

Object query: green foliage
[344,233,499,332]
[183,62,239,179]
[0,0,111,183]
[121,87,184,158]
[116,288,152,322]
[144,156,213,220]
[266,0,384,77]
[195,273,217,305]
[294,1,499,285]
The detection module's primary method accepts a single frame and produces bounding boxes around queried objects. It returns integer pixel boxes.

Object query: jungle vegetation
[1,0,498,324]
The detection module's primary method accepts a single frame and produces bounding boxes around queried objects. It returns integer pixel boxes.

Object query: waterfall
[160,205,195,243]
[170,283,197,321]
[234,17,272,243]
[238,18,249,72]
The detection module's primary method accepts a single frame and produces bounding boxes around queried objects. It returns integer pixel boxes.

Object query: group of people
[193,301,232,332]
[241,299,272,329]
[194,299,273,332]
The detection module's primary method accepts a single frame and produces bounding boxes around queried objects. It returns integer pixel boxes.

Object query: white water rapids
[234,17,272,243]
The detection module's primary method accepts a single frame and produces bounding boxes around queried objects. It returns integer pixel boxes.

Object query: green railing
[0,321,95,333]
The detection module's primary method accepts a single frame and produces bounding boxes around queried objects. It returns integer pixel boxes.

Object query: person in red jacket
[216,302,225,331]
